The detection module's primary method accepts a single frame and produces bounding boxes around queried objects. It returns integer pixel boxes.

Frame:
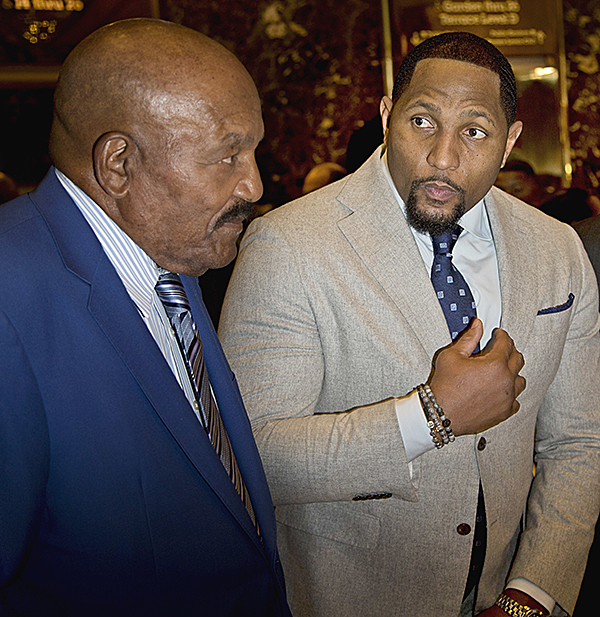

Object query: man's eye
[412,116,433,128]
[221,155,234,164]
[466,127,487,139]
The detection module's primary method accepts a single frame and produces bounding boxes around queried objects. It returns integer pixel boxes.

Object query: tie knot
[156,271,182,286]
[431,226,462,256]
[155,272,190,316]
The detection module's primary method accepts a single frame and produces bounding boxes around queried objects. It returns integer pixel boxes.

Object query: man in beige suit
[220,33,600,616]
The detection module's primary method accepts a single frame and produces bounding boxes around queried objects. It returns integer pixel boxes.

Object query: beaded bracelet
[417,384,443,448]
[425,384,455,445]
[417,384,455,448]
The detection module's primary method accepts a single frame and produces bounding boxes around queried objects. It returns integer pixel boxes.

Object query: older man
[0,19,290,617]
[220,33,600,616]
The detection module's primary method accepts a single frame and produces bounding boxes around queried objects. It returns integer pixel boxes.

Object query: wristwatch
[495,594,545,616]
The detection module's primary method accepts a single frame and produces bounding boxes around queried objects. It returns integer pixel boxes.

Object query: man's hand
[429,318,526,437]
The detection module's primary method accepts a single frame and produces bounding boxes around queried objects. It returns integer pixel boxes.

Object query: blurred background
[1,0,600,211]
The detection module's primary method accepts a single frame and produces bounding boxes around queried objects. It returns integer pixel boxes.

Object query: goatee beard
[405,176,467,237]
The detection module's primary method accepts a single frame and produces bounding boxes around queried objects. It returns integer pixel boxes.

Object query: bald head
[50,18,264,276]
[50,19,255,183]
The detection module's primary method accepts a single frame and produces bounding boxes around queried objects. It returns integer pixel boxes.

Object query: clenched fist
[429,318,526,436]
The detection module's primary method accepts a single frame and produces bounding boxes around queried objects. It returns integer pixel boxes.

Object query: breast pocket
[524,293,574,387]
[537,292,574,316]
[534,293,574,339]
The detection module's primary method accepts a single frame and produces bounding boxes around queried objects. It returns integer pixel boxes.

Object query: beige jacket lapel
[335,150,451,360]
[486,187,539,352]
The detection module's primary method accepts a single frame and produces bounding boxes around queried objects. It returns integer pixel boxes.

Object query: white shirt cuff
[507,578,555,614]
[394,389,435,462]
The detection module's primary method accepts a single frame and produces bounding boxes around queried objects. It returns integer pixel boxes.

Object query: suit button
[477,437,487,451]
[457,523,472,535]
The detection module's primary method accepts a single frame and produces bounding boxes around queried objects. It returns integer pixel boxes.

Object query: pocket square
[537,293,574,315]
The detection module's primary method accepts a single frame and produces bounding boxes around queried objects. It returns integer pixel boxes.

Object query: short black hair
[392,32,517,127]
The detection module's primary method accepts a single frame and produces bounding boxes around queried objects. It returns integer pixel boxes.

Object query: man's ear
[501,120,523,167]
[93,132,134,199]
[380,95,393,144]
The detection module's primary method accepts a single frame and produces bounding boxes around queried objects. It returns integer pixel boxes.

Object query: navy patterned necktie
[155,272,258,531]
[430,227,485,599]
[430,226,478,346]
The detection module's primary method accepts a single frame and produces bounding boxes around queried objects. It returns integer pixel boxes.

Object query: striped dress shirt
[54,168,204,423]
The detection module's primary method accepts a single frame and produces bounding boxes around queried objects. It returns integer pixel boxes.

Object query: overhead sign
[392,0,558,57]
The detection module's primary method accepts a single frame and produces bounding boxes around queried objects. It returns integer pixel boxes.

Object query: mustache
[411,175,465,196]
[213,198,256,230]
[405,174,467,237]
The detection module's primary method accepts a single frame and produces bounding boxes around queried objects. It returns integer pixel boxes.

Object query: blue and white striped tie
[155,272,258,531]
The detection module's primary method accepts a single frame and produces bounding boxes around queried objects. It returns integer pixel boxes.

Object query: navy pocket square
[537,293,575,315]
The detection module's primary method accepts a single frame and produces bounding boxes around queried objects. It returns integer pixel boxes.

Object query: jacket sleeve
[219,216,419,506]
[509,224,600,615]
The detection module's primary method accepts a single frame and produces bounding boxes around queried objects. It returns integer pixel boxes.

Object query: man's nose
[426,131,460,171]
[235,154,263,203]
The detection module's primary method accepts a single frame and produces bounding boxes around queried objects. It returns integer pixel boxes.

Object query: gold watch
[495,593,545,617]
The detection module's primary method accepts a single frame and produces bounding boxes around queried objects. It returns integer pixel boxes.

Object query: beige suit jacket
[219,149,600,616]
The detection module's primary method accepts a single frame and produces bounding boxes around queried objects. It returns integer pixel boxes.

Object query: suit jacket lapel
[184,275,276,551]
[336,150,451,360]
[32,170,265,551]
[89,267,263,549]
[485,187,539,352]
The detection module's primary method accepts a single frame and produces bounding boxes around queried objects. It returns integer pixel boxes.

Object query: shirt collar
[380,148,492,242]
[54,168,161,315]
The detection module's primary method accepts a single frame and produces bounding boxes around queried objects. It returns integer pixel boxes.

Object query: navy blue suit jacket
[0,170,291,617]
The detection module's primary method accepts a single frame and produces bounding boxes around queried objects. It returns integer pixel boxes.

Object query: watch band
[495,594,545,617]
